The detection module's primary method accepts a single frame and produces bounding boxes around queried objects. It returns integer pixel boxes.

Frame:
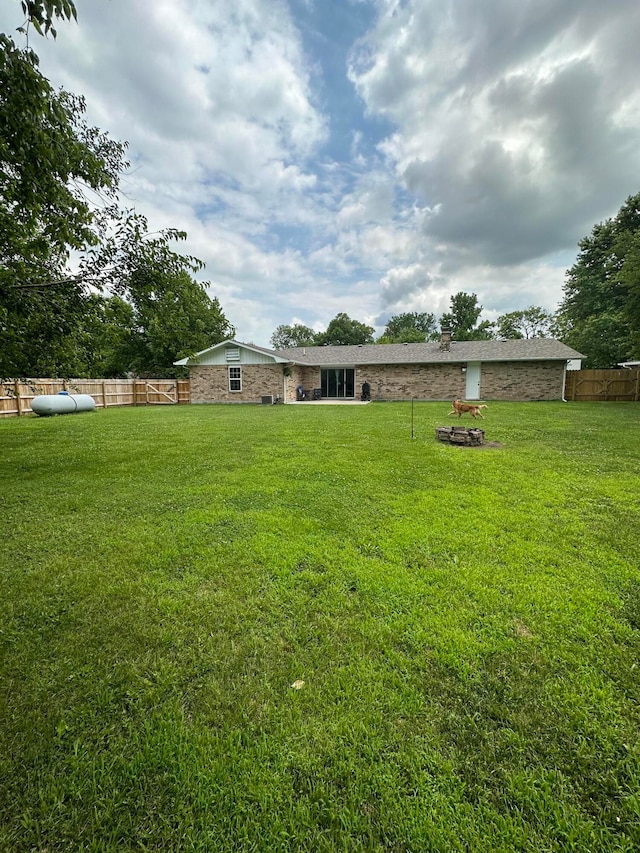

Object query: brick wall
[480,361,564,400]
[360,364,467,401]
[190,360,565,403]
[356,362,564,401]
[295,368,322,400]
[190,364,287,403]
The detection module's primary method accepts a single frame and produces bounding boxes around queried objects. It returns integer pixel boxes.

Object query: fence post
[14,381,22,416]
[102,379,107,409]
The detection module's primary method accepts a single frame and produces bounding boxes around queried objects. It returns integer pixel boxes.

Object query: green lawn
[1,401,639,852]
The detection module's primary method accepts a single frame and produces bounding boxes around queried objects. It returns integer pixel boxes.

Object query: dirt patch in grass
[445,440,504,449]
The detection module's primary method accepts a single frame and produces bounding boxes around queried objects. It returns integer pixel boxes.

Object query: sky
[3,0,640,346]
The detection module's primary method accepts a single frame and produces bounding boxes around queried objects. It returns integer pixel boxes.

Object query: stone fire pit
[436,426,485,446]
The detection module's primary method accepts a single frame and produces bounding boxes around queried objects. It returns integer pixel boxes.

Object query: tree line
[2,5,638,376]
[272,301,556,349]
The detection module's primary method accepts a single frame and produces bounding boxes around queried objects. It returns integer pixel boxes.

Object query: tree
[0,31,128,376]
[495,306,555,339]
[64,269,234,378]
[378,311,438,343]
[315,313,375,346]
[554,313,631,370]
[1,27,126,285]
[119,268,234,377]
[618,231,640,356]
[1,7,230,379]
[557,192,640,367]
[440,292,494,340]
[65,294,137,378]
[270,323,317,349]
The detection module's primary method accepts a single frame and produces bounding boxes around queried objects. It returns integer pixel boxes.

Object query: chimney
[439,329,452,351]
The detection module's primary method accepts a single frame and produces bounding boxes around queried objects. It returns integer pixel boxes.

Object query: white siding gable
[194,346,280,366]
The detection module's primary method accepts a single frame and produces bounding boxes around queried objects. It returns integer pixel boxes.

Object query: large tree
[377,311,438,343]
[0,29,128,376]
[65,294,137,378]
[65,269,234,379]
[315,313,375,346]
[557,192,640,367]
[117,268,234,377]
[495,306,555,339]
[440,292,494,341]
[270,323,317,349]
[618,230,640,356]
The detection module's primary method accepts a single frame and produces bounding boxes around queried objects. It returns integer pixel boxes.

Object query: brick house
[174,336,584,404]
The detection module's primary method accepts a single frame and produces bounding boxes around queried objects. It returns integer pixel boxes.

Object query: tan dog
[448,399,488,419]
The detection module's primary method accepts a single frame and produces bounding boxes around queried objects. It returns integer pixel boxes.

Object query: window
[228,366,242,391]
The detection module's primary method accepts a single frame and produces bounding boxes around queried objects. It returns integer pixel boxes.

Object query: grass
[0,401,639,852]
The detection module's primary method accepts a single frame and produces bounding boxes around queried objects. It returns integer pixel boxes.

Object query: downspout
[562,361,568,402]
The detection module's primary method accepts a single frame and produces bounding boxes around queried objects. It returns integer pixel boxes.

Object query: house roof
[274,339,584,366]
[175,338,584,367]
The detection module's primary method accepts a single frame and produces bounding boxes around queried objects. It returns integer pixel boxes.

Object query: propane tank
[31,392,97,416]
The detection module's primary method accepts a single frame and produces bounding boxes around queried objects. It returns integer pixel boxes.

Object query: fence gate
[565,369,640,401]
[144,382,177,404]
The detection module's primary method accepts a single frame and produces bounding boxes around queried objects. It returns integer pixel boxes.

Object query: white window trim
[228,365,242,392]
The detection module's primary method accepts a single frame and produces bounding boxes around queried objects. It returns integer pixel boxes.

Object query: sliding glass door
[320,368,355,398]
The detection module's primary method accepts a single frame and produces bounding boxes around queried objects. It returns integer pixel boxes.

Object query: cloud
[349,0,640,270]
[34,0,327,219]
[336,174,394,227]
[380,264,436,306]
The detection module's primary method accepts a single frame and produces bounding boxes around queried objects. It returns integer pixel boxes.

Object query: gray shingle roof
[272,339,584,366]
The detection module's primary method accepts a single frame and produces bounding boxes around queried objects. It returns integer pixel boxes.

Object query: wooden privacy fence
[565,369,640,401]
[0,378,190,418]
